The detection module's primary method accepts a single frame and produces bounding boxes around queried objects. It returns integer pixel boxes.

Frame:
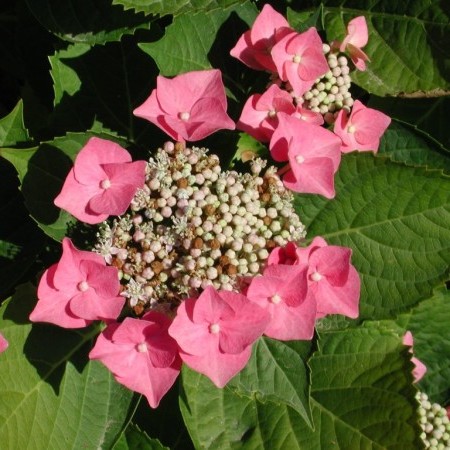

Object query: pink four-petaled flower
[296,237,360,319]
[270,113,341,198]
[333,100,391,153]
[168,286,270,387]
[230,4,292,72]
[133,69,235,142]
[246,264,316,340]
[54,137,147,225]
[30,238,124,328]
[89,312,181,408]
[237,84,295,142]
[271,28,329,96]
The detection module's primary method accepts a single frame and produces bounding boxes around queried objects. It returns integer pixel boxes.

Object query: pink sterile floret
[0,333,8,353]
[337,16,370,71]
[133,69,235,143]
[246,264,316,340]
[54,137,147,225]
[403,331,427,383]
[89,312,181,408]
[168,286,270,388]
[296,236,360,319]
[30,238,124,328]
[267,241,301,266]
[271,28,329,97]
[270,113,341,198]
[237,84,295,142]
[230,4,292,72]
[333,100,391,153]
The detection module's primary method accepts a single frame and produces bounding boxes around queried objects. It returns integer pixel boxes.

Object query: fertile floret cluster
[95,142,306,315]
[299,44,354,123]
[417,391,450,449]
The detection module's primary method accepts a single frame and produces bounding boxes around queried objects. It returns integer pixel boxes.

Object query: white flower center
[292,54,302,64]
[209,323,220,334]
[310,271,322,282]
[100,179,111,189]
[179,111,190,121]
[268,109,277,118]
[271,294,282,304]
[347,125,356,134]
[295,155,305,164]
[77,281,89,292]
[136,342,148,353]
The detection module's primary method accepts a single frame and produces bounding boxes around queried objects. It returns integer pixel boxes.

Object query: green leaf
[139,2,257,76]
[231,132,268,166]
[0,131,124,241]
[113,0,246,17]
[294,154,450,320]
[298,0,450,96]
[228,338,313,427]
[180,328,422,449]
[287,5,325,33]
[0,100,29,147]
[0,283,134,448]
[369,95,450,150]
[25,0,152,45]
[378,121,450,173]
[408,287,450,404]
[49,40,156,141]
[114,423,169,450]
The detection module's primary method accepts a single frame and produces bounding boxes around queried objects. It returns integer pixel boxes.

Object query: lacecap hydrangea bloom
[31,137,361,408]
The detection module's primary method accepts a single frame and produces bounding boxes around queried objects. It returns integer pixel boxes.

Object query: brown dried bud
[133,303,145,316]
[204,204,216,216]
[266,240,277,249]
[225,264,237,275]
[263,216,272,226]
[193,237,204,249]
[151,261,164,274]
[261,192,271,203]
[111,257,124,269]
[219,255,230,266]
[177,178,189,188]
[210,238,221,250]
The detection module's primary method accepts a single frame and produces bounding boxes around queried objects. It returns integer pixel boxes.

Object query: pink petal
[267,241,301,265]
[0,333,8,353]
[250,4,290,45]
[313,265,360,319]
[217,291,270,354]
[179,346,252,388]
[263,290,316,341]
[88,184,137,216]
[169,298,217,356]
[80,261,120,299]
[347,44,370,71]
[54,169,108,224]
[345,16,369,49]
[237,94,274,142]
[68,289,123,321]
[73,138,131,185]
[30,264,91,328]
[309,245,352,286]
[284,156,336,198]
[402,331,414,347]
[411,356,427,383]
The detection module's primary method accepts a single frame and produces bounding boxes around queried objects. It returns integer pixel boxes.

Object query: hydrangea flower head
[54,137,147,224]
[30,238,124,327]
[168,286,270,387]
[133,70,235,142]
[336,16,370,71]
[237,84,296,142]
[333,100,391,153]
[246,264,316,340]
[230,4,292,72]
[296,237,360,319]
[270,113,341,198]
[271,28,329,96]
[89,312,181,408]
[0,333,8,353]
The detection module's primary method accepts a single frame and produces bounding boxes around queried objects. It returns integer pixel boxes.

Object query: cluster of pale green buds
[299,43,353,124]
[95,143,306,315]
[417,391,450,449]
